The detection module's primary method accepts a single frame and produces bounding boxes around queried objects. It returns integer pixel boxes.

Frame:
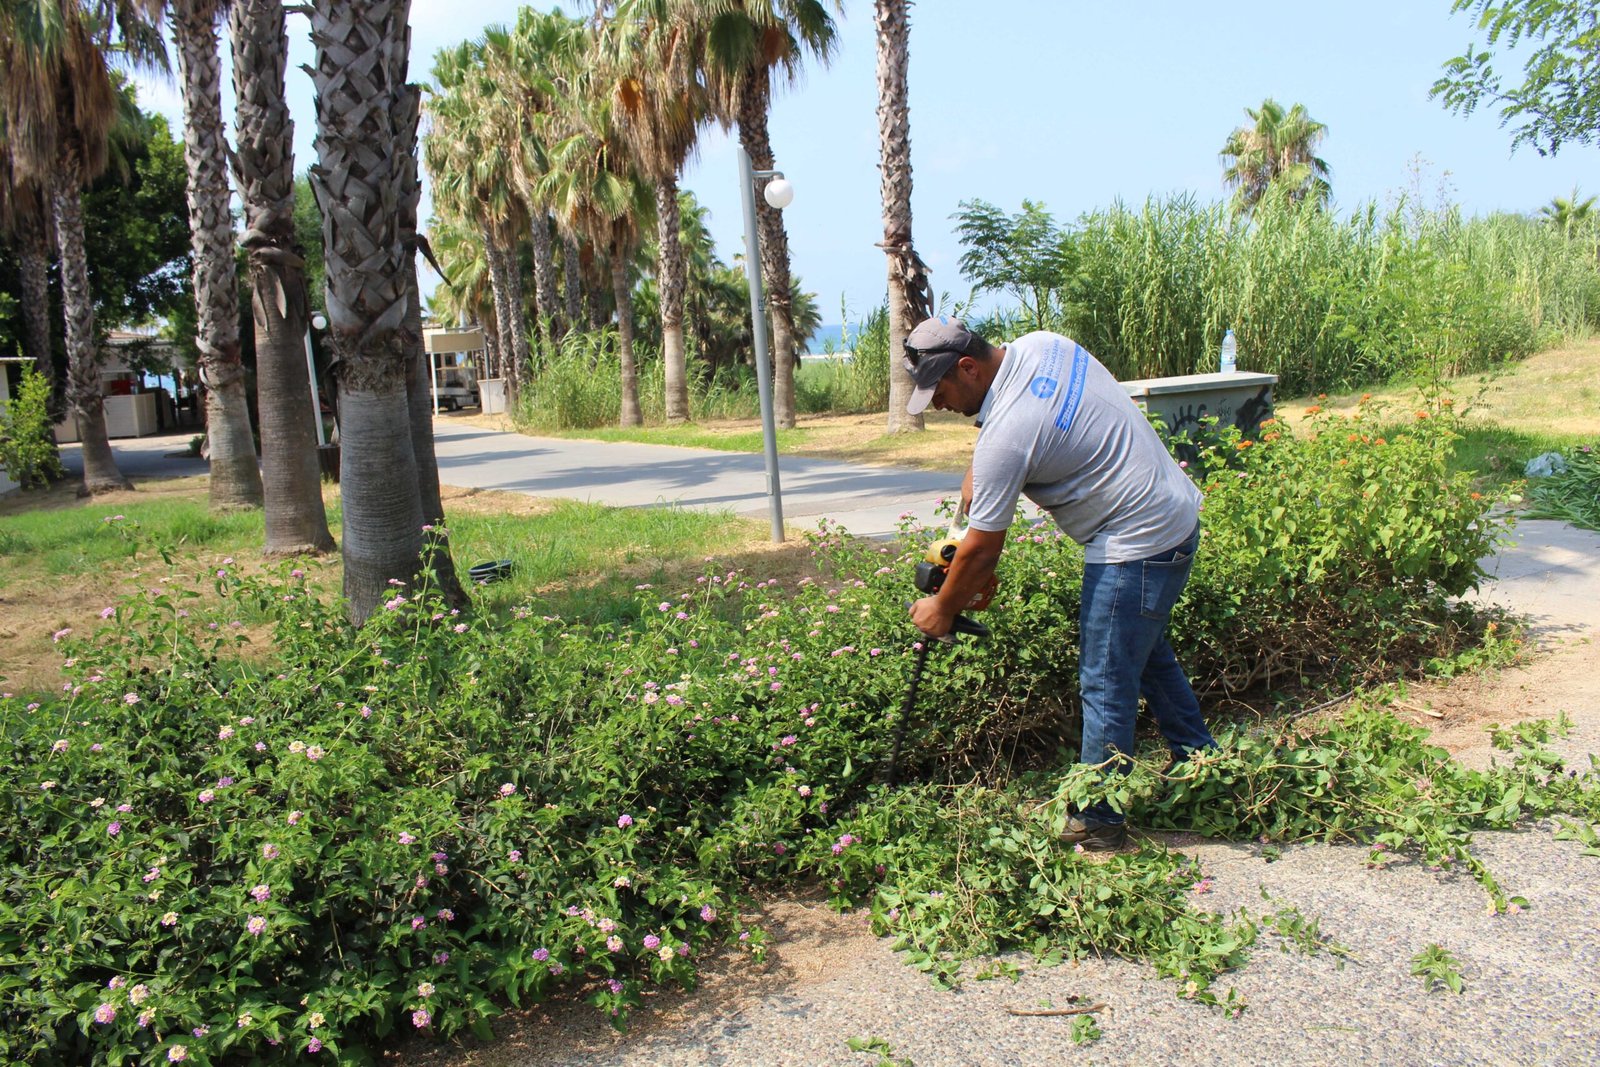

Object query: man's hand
[910,596,955,638]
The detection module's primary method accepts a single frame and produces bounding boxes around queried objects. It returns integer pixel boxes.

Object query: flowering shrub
[0,411,1533,1061]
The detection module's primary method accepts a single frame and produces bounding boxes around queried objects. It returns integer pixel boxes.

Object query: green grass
[0,499,265,590]
[0,490,769,625]
[1446,423,1590,491]
[444,500,768,621]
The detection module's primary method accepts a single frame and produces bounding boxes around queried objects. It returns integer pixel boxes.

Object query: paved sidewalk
[428,422,959,538]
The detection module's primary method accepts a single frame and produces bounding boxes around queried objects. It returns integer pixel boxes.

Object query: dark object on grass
[468,559,515,584]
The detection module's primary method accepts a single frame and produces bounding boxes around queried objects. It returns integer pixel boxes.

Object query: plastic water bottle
[1219,328,1237,375]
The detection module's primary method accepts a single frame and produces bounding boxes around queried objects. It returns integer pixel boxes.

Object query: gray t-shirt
[967,331,1202,564]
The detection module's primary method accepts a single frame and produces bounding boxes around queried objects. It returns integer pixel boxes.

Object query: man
[905,316,1214,850]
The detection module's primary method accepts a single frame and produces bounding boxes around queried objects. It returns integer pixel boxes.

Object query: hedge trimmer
[885,521,993,787]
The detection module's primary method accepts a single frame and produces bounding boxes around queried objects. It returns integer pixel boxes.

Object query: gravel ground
[401,520,1600,1067]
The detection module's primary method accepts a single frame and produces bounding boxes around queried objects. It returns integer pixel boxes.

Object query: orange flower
[1347,434,1360,443]
[1470,492,1482,500]
[1441,398,1454,407]
[1415,410,1430,420]
[1236,440,1253,450]
[1306,405,1323,415]
[1318,393,1328,400]
[1264,432,1281,442]
[1259,417,1278,427]
[1338,458,1349,466]
[1375,437,1386,446]
[1360,393,1373,402]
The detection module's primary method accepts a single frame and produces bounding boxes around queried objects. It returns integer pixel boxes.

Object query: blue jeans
[1077,523,1212,825]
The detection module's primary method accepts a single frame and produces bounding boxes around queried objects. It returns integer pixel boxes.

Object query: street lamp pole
[304,313,328,447]
[737,145,793,543]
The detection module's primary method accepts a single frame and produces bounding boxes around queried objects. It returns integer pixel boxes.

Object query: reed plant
[962,192,1600,395]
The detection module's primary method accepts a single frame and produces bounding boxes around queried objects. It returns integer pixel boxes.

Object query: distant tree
[1433,0,1600,155]
[1219,98,1332,217]
[954,198,1066,331]
[0,1,168,493]
[1539,186,1597,237]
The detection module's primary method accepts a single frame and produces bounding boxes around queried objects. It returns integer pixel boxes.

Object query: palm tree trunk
[562,230,583,326]
[16,213,54,379]
[528,210,562,344]
[175,0,264,511]
[585,243,609,331]
[876,0,930,434]
[394,81,467,607]
[499,227,532,379]
[483,231,517,399]
[53,151,129,494]
[309,0,424,624]
[612,228,642,427]
[737,76,797,429]
[232,0,335,556]
[656,178,690,423]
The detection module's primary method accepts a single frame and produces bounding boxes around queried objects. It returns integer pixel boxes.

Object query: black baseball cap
[904,316,981,415]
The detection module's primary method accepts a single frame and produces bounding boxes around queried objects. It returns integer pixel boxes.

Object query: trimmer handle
[948,613,990,639]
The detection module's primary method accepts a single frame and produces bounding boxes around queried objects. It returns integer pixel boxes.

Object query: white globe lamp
[763,177,795,210]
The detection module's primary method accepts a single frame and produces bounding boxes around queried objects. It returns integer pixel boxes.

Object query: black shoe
[1060,815,1129,852]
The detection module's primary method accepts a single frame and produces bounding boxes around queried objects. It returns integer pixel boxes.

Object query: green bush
[516,328,766,430]
[0,415,1544,1063]
[0,368,64,489]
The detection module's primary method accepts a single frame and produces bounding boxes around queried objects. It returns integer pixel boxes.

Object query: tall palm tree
[172,0,263,509]
[0,115,55,377]
[1219,97,1332,217]
[230,0,334,554]
[874,0,931,433]
[539,80,656,427]
[308,0,426,622]
[499,10,582,343]
[0,0,166,494]
[698,0,840,430]
[1539,186,1596,239]
[599,1,714,423]
[426,37,533,397]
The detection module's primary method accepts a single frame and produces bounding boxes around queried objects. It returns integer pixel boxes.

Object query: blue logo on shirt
[1029,376,1058,399]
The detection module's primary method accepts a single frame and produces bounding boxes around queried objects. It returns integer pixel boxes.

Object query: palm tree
[698,0,840,430]
[307,0,427,622]
[171,0,263,510]
[229,0,334,554]
[0,0,166,494]
[874,0,931,433]
[1219,97,1332,217]
[0,116,54,378]
[425,39,533,399]
[599,1,714,424]
[1539,186,1596,239]
[499,11,582,343]
[539,77,656,427]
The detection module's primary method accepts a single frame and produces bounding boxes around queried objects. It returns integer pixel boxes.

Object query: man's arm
[960,464,974,520]
[909,526,1007,638]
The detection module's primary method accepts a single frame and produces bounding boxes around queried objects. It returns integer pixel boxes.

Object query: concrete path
[427,422,959,538]
[60,423,961,538]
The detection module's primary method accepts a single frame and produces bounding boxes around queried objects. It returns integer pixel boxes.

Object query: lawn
[0,481,806,700]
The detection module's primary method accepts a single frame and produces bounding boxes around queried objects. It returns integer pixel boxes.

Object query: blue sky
[135,1,1593,326]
